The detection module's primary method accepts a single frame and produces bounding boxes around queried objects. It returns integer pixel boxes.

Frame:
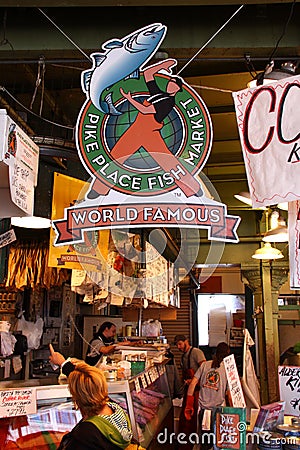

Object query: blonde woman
[49,346,133,450]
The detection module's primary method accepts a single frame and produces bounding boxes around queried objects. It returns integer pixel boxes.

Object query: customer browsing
[49,344,133,450]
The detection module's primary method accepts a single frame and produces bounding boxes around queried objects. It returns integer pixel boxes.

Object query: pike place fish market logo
[77,78,212,197]
[77,77,212,196]
[52,24,240,249]
[76,23,212,198]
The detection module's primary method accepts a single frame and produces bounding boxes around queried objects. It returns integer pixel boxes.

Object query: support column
[241,262,288,404]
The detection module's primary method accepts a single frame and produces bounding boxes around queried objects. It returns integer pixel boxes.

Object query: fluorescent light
[11,216,51,229]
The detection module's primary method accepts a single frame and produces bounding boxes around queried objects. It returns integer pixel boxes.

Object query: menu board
[0,388,37,418]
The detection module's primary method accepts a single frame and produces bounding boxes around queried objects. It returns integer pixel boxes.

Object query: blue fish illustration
[82,23,167,115]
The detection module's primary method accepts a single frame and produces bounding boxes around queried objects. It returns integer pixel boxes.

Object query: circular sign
[76,74,212,196]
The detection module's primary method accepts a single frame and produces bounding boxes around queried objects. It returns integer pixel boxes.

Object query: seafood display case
[109,362,173,448]
[0,361,173,450]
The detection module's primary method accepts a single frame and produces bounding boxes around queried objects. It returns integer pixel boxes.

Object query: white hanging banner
[288,200,300,289]
[0,109,39,216]
[232,75,300,208]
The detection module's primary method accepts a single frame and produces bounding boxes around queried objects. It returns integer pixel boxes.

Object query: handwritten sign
[0,110,39,215]
[0,388,37,418]
[0,229,16,249]
[223,354,246,408]
[278,365,300,415]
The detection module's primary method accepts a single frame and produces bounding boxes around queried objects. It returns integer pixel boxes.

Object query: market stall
[0,359,172,450]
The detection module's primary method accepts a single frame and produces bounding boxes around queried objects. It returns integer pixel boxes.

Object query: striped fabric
[101,401,132,442]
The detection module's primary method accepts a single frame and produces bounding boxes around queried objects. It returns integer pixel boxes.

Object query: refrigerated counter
[0,361,173,449]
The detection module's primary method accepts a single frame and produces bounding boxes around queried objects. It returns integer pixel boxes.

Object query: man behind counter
[85,321,133,366]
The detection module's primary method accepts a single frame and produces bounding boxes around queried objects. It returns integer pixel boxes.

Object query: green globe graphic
[104,95,184,171]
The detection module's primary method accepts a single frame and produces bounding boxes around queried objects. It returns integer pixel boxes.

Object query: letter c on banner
[243,87,276,154]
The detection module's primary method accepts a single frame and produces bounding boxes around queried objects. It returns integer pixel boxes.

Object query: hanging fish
[82,23,167,115]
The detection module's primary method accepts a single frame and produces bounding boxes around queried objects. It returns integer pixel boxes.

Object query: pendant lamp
[11,216,51,229]
[252,242,284,260]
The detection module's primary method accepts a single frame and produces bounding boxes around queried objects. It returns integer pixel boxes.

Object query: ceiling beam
[1,0,297,5]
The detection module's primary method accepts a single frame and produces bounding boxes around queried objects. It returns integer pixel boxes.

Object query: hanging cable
[0,9,14,50]
[0,85,74,130]
[268,0,297,64]
[38,8,91,62]
[178,4,244,75]
[254,0,297,85]
[30,56,46,113]
[191,84,233,94]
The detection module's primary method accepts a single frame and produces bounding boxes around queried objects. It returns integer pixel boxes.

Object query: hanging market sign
[52,24,240,246]
[0,109,39,216]
[232,75,300,209]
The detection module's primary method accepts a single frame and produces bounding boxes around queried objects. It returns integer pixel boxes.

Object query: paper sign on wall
[0,388,37,418]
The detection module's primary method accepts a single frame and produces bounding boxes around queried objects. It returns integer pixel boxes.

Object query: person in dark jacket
[85,321,118,366]
[49,345,133,450]
[85,321,135,366]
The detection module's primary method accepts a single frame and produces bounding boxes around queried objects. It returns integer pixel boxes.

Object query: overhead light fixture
[234,191,252,206]
[263,225,289,243]
[263,210,288,243]
[277,202,288,211]
[248,61,297,88]
[234,191,267,210]
[252,242,284,260]
[11,216,51,229]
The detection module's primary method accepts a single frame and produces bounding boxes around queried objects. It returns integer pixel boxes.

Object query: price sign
[134,378,141,393]
[223,355,246,408]
[0,388,36,418]
[145,372,151,385]
[149,370,155,384]
[141,374,147,389]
